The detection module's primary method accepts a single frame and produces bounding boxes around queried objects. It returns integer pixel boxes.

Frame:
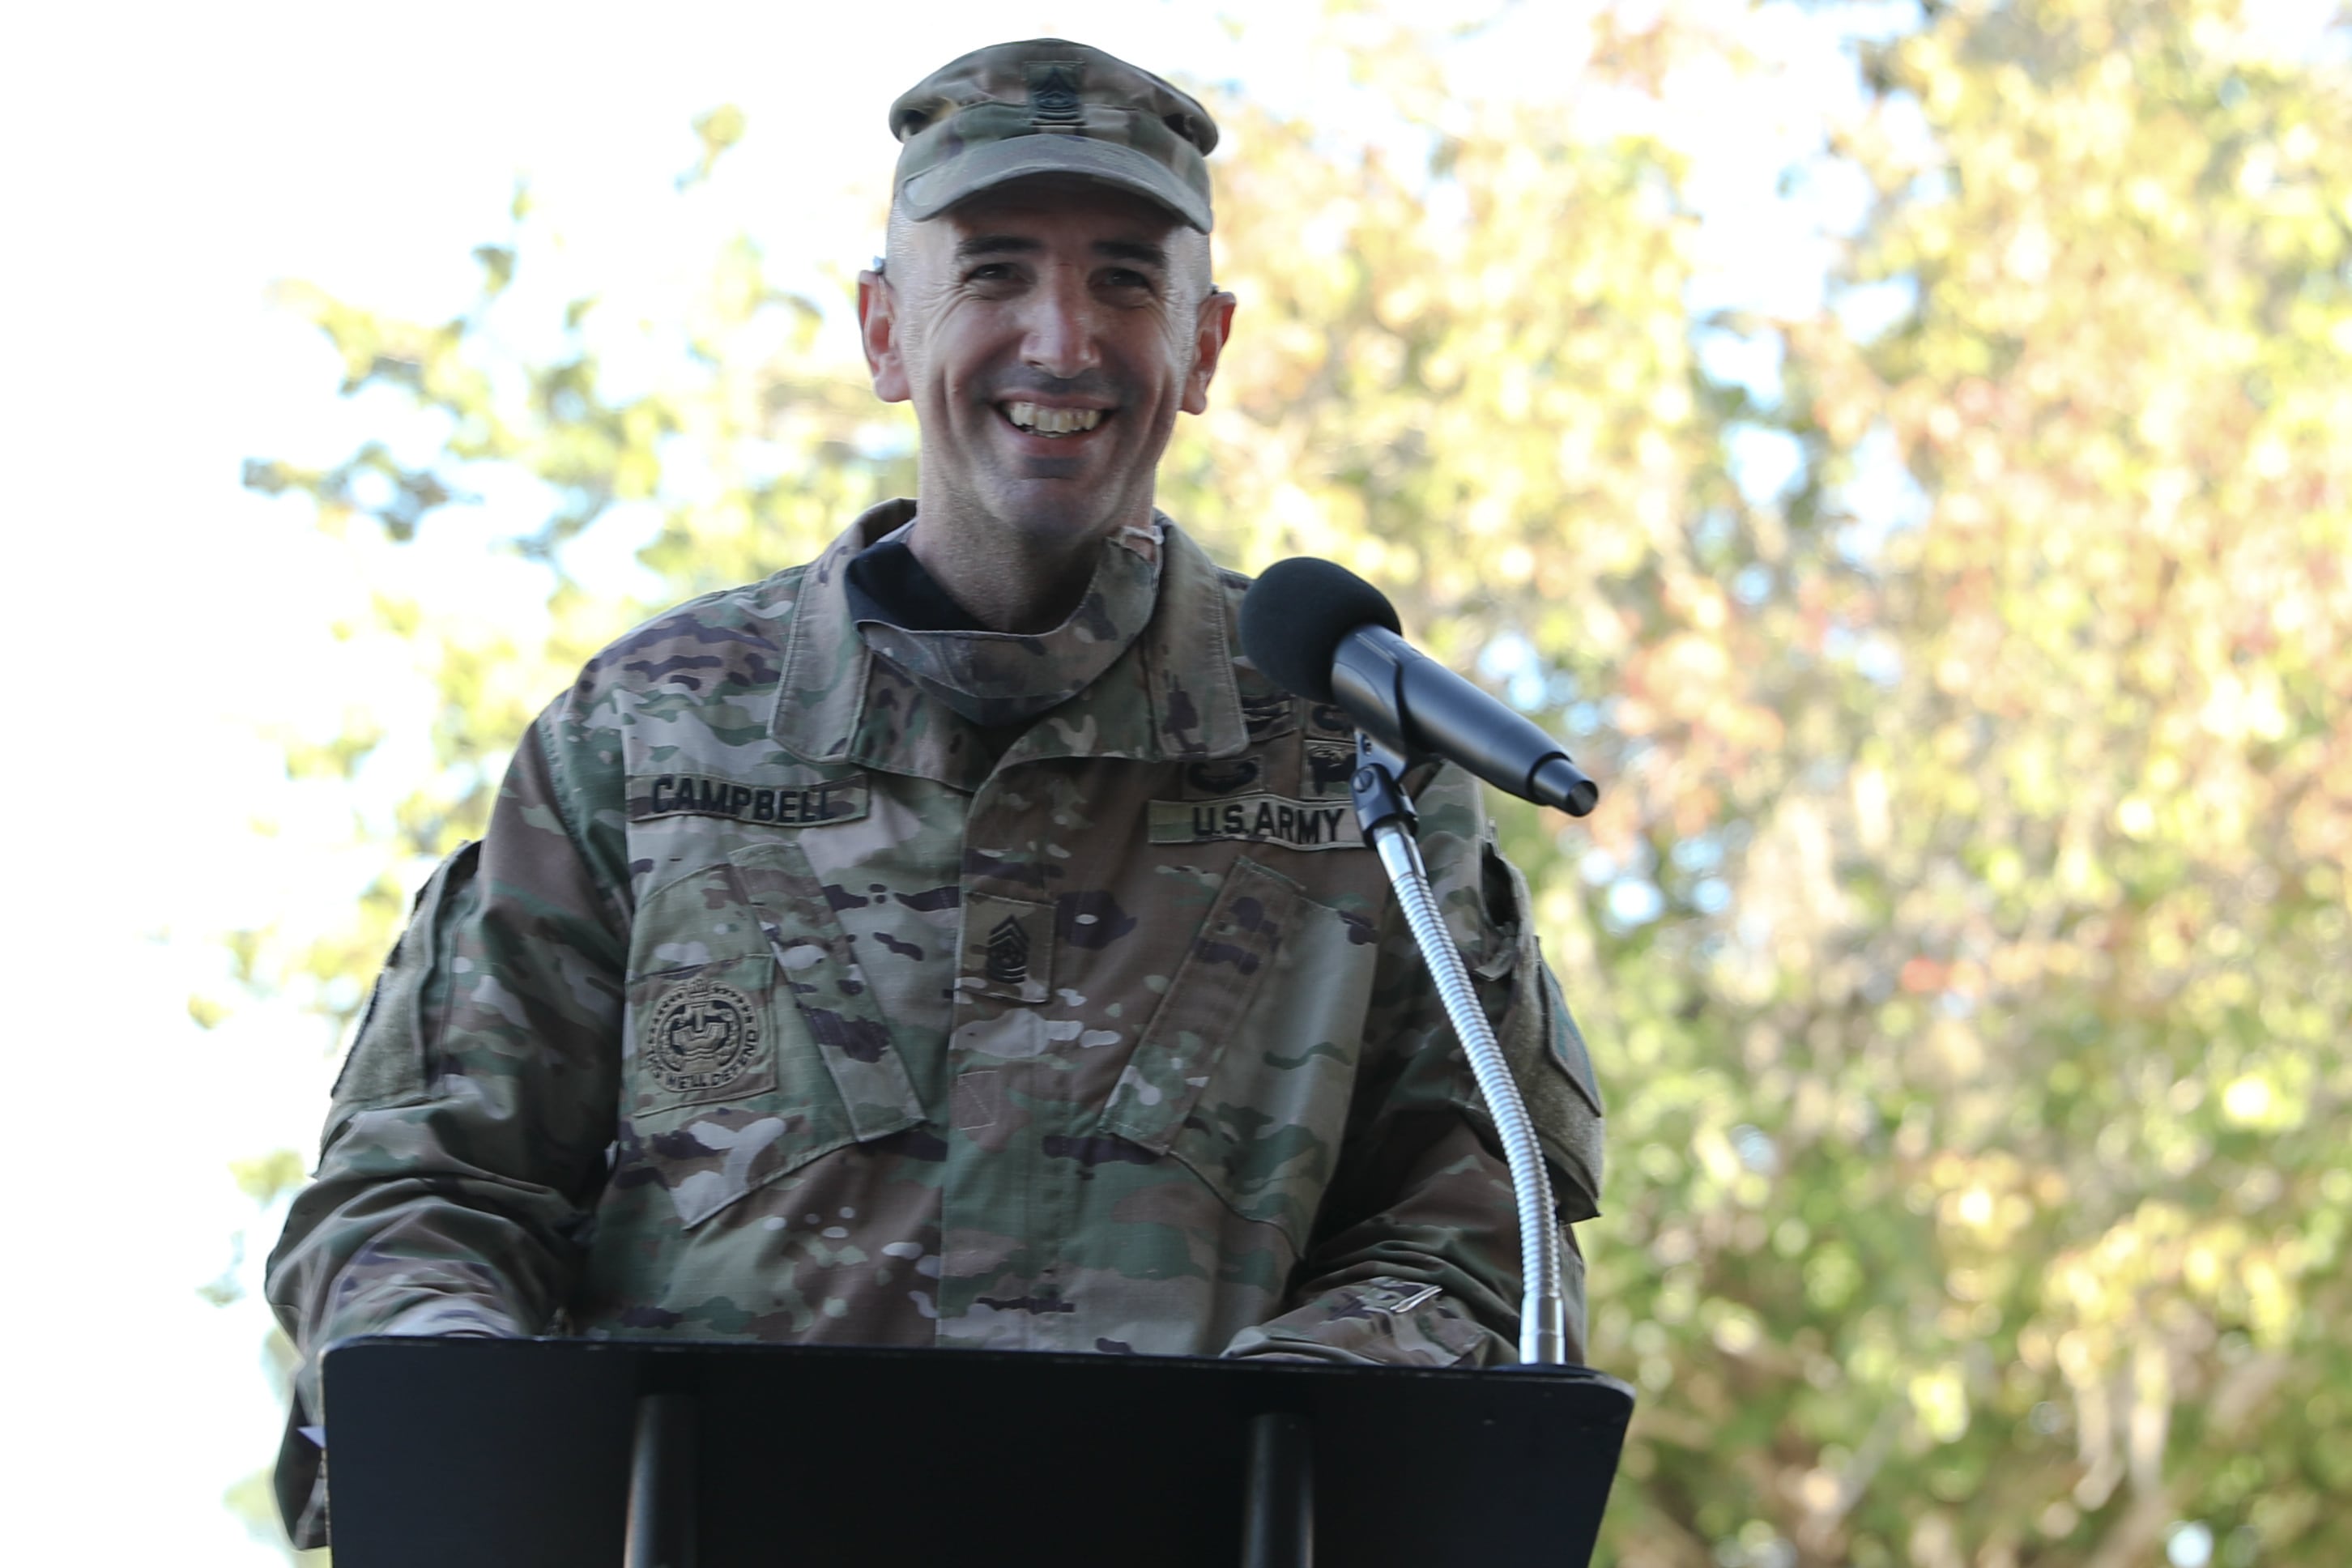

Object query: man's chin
[969,474,1140,543]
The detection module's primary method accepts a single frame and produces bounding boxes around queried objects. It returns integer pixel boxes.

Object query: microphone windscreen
[1239,556,1402,702]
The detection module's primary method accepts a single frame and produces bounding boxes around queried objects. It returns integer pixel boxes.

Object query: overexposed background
[1,3,1839,1556]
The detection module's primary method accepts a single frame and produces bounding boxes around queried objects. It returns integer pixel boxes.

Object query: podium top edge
[324,1334,1636,1400]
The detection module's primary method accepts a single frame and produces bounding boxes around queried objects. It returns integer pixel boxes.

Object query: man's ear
[1181,288,1238,416]
[859,268,911,403]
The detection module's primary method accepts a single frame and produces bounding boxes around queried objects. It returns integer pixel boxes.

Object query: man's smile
[997,399,1113,437]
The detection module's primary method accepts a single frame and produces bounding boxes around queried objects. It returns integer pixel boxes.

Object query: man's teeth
[1003,402,1105,436]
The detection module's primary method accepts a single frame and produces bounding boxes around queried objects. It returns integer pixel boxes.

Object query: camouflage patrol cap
[888,39,1218,232]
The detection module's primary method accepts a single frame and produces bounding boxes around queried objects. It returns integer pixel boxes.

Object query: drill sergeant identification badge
[646,979,762,1093]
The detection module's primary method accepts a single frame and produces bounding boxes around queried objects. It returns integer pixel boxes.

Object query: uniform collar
[852,518,1161,729]
[772,500,1248,788]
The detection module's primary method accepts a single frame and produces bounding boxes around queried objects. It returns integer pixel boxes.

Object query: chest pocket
[1097,857,1373,1249]
[622,837,925,1229]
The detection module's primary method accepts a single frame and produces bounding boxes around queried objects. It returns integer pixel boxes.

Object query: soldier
[266,36,1605,1547]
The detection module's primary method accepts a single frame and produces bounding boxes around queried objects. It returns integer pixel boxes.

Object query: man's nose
[1019,267,1102,379]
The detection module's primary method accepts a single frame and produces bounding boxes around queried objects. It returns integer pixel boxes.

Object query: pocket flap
[1099,857,1301,1153]
[726,838,926,1140]
[633,1103,818,1229]
[1502,957,1605,1222]
[334,840,481,1111]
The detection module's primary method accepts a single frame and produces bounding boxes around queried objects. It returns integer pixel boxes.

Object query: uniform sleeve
[1221,764,1606,1368]
[262,697,629,1544]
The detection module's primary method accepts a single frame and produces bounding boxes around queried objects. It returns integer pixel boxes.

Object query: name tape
[628,773,870,827]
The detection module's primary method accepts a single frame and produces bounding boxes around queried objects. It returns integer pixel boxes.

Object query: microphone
[1238,557,1599,816]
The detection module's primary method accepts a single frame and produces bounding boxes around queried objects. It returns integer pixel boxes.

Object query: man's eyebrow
[951,235,1171,270]
[1095,239,1169,269]
[953,235,1045,262]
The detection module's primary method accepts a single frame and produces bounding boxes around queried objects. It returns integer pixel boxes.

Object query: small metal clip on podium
[316,726,1629,1568]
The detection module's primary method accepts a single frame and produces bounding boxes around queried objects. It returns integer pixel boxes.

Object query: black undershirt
[844,535,985,633]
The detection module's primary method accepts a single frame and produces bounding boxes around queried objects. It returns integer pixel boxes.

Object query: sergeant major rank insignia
[984,916,1032,986]
[1027,62,1084,126]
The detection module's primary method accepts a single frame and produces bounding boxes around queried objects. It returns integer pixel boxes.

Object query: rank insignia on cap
[888,39,1218,232]
[1027,62,1084,126]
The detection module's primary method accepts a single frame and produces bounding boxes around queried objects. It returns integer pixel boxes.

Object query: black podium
[321,1337,1634,1567]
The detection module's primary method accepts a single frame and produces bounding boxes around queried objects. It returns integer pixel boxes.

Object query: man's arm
[262,699,628,1538]
[1222,763,1606,1366]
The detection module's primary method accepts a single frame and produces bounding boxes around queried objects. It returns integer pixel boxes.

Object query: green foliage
[1711,3,2352,1563]
[239,3,2351,1564]
[233,1149,310,1208]
[682,103,749,190]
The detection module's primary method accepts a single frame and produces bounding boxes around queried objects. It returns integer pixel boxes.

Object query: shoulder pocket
[1481,844,1604,1220]
[333,841,480,1113]
[726,837,926,1139]
[1508,959,1604,1221]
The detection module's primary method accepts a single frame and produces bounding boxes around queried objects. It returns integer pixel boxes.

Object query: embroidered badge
[646,979,761,1094]
[960,893,1054,1003]
[1239,690,1297,741]
[984,916,1033,986]
[1027,62,1084,126]
[1185,756,1263,797]
[628,773,870,828]
[1148,795,1365,851]
[1303,739,1358,800]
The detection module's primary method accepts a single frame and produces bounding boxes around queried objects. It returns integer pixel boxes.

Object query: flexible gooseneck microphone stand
[1348,734,1570,1366]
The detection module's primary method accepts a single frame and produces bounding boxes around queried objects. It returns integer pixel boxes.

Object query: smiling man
[266,38,1605,1549]
[861,171,1231,631]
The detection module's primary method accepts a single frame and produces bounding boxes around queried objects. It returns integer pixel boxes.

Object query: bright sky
[1,1,1881,1558]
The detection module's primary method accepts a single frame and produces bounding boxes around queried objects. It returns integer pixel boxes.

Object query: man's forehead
[927,180,1185,247]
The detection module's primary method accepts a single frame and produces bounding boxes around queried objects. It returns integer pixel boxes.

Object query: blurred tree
[231,2,2351,1565]
[1719,3,2352,1565]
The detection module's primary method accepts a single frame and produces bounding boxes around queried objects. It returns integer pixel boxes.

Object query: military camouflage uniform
[266,503,1604,1544]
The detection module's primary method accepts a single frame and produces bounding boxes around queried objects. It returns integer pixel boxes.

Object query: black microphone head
[1239,556,1403,702]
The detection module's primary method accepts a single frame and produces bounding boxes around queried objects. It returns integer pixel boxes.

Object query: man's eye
[1101,269,1157,292]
